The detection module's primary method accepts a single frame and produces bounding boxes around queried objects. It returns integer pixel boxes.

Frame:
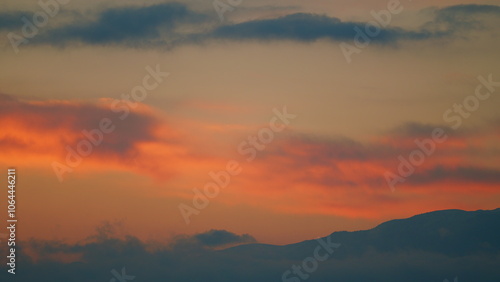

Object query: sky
[0,0,499,247]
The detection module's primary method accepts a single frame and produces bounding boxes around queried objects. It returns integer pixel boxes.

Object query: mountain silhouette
[222,208,500,259]
[213,208,500,281]
[2,208,499,281]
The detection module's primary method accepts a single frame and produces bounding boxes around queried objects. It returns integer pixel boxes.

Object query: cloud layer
[0,94,184,180]
[2,3,499,49]
[1,93,499,218]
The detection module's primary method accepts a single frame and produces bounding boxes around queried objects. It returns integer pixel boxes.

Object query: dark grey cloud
[194,229,256,247]
[3,3,498,49]
[388,122,461,138]
[0,11,31,30]
[170,229,257,251]
[210,13,433,43]
[419,4,500,37]
[254,134,397,188]
[0,228,260,281]
[390,122,443,137]
[38,2,209,46]
[253,118,500,190]
[437,4,500,17]
[210,4,500,43]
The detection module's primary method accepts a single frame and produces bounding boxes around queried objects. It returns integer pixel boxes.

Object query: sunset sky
[0,0,499,246]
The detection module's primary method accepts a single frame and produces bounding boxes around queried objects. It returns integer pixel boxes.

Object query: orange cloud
[202,123,500,220]
[2,94,498,222]
[0,94,185,181]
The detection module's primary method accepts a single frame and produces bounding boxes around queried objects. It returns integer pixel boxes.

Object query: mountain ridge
[221,208,500,259]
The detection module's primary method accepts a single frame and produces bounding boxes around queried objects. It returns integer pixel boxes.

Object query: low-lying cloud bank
[1,209,499,281]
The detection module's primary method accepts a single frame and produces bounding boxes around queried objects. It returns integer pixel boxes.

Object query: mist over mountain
[1,208,499,281]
